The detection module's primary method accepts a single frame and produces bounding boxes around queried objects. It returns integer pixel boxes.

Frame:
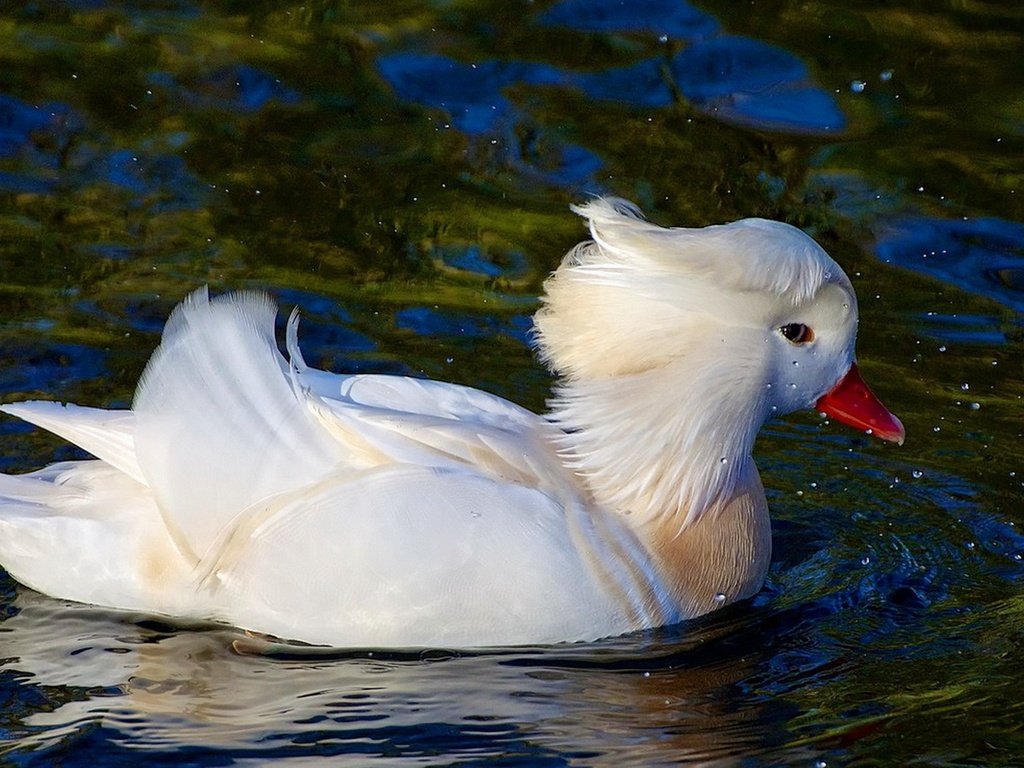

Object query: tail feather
[0,402,142,483]
[131,288,348,562]
[0,462,195,614]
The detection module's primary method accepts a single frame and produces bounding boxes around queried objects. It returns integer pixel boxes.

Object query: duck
[0,198,903,648]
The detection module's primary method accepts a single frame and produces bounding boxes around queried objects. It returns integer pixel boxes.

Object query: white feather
[0,402,142,482]
[132,287,349,562]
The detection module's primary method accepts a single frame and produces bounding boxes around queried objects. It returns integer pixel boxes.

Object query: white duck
[0,199,903,648]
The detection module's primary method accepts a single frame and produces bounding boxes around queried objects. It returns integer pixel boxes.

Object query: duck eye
[779,323,814,344]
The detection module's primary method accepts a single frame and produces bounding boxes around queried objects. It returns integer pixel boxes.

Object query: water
[1,0,1022,763]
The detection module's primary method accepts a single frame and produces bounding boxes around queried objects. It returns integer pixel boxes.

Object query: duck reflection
[0,588,820,765]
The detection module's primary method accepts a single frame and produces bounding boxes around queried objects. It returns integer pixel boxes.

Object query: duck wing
[131,288,351,563]
[131,288,577,568]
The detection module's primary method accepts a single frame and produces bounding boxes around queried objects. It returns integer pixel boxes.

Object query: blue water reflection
[0,342,107,402]
[0,94,71,158]
[669,37,845,133]
[575,39,846,133]
[539,0,718,38]
[0,94,76,193]
[877,217,1024,313]
[0,89,207,208]
[396,306,532,345]
[917,313,1008,345]
[574,58,672,108]
[0,170,56,194]
[148,65,301,113]
[379,44,844,136]
[377,53,602,185]
[438,245,527,278]
[85,149,203,210]
[376,55,562,134]
[379,2,844,141]
[275,288,378,355]
[0,60,295,207]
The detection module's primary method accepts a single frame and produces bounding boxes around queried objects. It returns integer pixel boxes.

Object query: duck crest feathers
[567,197,850,305]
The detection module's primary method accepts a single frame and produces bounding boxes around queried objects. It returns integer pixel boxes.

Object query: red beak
[815,363,905,445]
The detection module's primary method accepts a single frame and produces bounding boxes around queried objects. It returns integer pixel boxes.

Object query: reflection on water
[0,0,1023,763]
[3,427,1019,765]
[877,217,1024,313]
[2,592,794,765]
[2,421,1021,764]
[379,32,845,138]
[539,0,719,38]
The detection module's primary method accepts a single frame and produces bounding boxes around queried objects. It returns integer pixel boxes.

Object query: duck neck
[547,356,768,528]
[640,460,772,616]
[545,355,773,612]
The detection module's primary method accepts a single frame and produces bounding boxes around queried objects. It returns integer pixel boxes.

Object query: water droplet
[850,80,866,93]
[879,69,894,82]
[961,383,970,391]
[965,541,976,550]
[713,592,727,604]
[938,345,947,352]
[912,470,924,479]
[789,383,798,389]
[933,426,941,432]
[719,457,728,465]
[445,356,454,364]
[792,360,800,367]
[971,402,981,411]
[861,556,871,565]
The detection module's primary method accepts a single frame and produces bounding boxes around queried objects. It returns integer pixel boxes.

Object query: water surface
[1,0,1022,764]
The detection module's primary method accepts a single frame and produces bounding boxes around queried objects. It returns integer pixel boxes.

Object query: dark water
[0,0,1022,764]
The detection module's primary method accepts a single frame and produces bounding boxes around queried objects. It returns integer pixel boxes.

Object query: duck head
[534,198,903,525]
